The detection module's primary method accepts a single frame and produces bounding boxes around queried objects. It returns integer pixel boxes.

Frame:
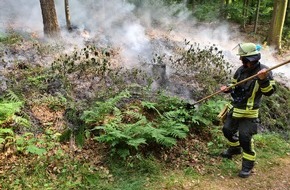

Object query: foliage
[81,88,226,159]
[207,126,227,155]
[106,155,163,189]
[0,127,14,147]
[260,82,290,134]
[15,132,47,155]
[192,1,221,22]
[0,129,54,156]
[0,91,29,127]
[0,6,290,188]
[170,41,232,97]
[254,133,290,157]
[81,90,131,124]
[50,45,112,84]
[0,152,114,190]
[191,99,227,126]
[84,91,185,158]
[0,31,23,45]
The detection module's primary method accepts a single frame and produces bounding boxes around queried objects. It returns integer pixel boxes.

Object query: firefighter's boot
[238,159,254,178]
[220,146,242,159]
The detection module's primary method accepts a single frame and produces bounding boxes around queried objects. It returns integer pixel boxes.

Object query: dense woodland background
[0,0,290,189]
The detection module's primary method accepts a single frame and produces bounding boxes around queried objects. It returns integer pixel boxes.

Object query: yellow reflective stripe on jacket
[247,81,259,110]
[233,108,259,118]
[261,80,275,93]
[228,141,240,147]
[227,103,233,110]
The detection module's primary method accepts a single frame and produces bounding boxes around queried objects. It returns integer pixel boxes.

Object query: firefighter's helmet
[237,43,260,56]
[236,43,261,63]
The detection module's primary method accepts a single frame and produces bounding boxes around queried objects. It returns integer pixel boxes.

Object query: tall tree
[268,0,288,50]
[65,0,72,31]
[242,0,250,29]
[39,0,60,38]
[253,0,261,33]
[285,0,290,25]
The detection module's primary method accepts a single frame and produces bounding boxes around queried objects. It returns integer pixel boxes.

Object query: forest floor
[1,20,290,190]
[193,156,290,190]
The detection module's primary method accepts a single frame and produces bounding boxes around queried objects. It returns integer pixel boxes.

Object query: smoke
[0,0,289,84]
[0,0,43,32]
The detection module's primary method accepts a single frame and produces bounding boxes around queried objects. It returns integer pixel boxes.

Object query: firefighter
[220,42,276,178]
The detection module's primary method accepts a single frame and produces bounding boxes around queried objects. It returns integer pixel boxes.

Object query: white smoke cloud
[0,0,43,32]
[0,0,289,83]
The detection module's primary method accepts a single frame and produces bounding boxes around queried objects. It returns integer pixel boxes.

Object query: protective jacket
[228,62,276,118]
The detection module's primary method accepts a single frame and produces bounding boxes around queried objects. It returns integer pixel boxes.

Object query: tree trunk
[254,0,261,33]
[39,0,60,38]
[268,0,288,50]
[242,0,250,29]
[65,0,72,31]
[285,0,290,25]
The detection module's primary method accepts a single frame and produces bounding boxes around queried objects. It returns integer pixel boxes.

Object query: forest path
[195,156,290,190]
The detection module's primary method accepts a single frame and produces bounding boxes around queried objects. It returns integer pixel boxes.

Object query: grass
[3,131,288,190]
[0,32,23,45]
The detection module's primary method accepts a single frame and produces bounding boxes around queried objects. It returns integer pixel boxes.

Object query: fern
[25,145,47,155]
[0,91,24,126]
[94,107,129,147]
[93,103,180,158]
[159,119,188,139]
[0,102,23,124]
[81,90,131,124]
[0,128,15,144]
[141,101,162,117]
[127,138,147,149]
[192,99,227,125]
[145,126,177,147]
[15,133,47,155]
[5,90,21,102]
[13,116,31,128]
[163,109,190,123]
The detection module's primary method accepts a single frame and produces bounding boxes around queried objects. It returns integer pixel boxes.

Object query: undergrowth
[0,31,289,190]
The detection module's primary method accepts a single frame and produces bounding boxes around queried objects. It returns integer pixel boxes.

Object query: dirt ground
[195,156,290,190]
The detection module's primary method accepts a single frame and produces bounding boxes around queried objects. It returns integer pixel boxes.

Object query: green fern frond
[0,101,23,123]
[127,138,147,149]
[155,135,176,147]
[159,119,189,139]
[95,128,131,147]
[141,101,162,117]
[5,90,21,102]
[125,110,146,121]
[191,115,211,125]
[0,128,15,145]
[81,90,131,124]
[145,126,177,147]
[0,138,5,144]
[0,128,14,138]
[12,116,31,128]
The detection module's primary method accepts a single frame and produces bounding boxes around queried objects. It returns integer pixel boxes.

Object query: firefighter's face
[240,56,253,68]
[240,56,248,67]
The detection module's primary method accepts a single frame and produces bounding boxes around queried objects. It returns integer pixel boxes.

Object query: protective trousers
[222,110,258,162]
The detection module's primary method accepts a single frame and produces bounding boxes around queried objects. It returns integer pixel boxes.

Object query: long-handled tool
[193,59,290,105]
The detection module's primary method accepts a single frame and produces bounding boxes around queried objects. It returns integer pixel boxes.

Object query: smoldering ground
[0,0,289,91]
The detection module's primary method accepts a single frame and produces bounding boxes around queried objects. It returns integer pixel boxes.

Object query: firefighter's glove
[257,68,268,80]
[220,85,232,93]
